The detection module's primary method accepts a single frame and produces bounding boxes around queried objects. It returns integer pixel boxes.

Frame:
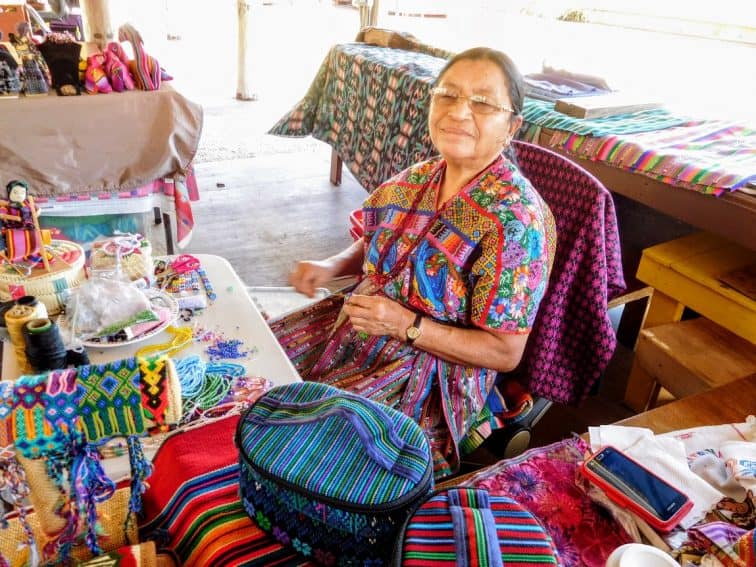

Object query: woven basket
[0,486,137,566]
[90,238,153,282]
[0,240,86,316]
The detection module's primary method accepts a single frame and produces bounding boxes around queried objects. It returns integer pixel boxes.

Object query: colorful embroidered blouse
[307,155,554,477]
[363,154,554,334]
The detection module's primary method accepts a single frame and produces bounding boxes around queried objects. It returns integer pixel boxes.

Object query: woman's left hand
[343,294,414,341]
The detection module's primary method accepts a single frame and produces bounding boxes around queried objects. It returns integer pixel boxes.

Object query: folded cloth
[524,72,611,102]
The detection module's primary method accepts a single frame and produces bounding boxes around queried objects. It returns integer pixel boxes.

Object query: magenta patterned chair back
[511,140,625,405]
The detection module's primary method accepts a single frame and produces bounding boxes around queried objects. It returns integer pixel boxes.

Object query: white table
[1,254,301,480]
[1,254,301,385]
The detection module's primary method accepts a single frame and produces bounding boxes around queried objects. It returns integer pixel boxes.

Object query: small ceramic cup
[606,543,677,567]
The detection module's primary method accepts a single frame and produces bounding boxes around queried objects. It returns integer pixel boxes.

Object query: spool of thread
[4,304,36,373]
[66,347,90,368]
[23,318,67,372]
[16,296,48,320]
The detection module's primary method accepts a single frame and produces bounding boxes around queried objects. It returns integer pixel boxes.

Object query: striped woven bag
[396,487,561,566]
[236,382,434,566]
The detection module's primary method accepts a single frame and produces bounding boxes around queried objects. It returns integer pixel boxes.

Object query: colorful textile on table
[461,438,633,567]
[540,121,756,196]
[43,368,85,433]
[138,356,169,428]
[78,541,158,567]
[269,43,692,195]
[11,373,73,459]
[77,358,146,442]
[398,487,560,566]
[140,415,312,566]
[238,383,432,566]
[274,154,554,478]
[269,43,446,192]
[0,381,13,449]
[520,98,689,137]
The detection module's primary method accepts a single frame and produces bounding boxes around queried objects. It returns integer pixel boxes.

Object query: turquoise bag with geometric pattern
[236,382,434,566]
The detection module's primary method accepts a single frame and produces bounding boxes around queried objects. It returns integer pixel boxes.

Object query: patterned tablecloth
[270,43,755,197]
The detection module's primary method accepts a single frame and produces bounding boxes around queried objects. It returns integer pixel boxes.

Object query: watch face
[406,326,421,341]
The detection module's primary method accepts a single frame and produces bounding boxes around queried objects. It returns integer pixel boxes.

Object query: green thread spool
[25,318,52,335]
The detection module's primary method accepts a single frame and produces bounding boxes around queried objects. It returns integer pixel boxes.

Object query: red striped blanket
[139,415,312,566]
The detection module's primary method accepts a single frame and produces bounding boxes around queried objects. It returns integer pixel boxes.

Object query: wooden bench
[635,317,756,409]
[624,232,756,411]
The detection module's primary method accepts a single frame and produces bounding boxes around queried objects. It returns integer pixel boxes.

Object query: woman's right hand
[289,260,337,298]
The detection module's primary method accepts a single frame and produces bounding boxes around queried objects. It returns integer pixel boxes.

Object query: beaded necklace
[135,325,192,359]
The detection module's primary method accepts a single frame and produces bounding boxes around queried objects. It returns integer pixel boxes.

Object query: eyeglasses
[430,86,514,115]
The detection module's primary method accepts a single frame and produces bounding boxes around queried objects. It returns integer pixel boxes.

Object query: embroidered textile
[43,368,85,433]
[401,488,560,565]
[0,381,13,449]
[138,356,169,427]
[270,42,749,198]
[521,98,689,137]
[462,438,633,567]
[276,155,554,477]
[78,356,171,442]
[11,374,71,458]
[540,121,756,196]
[501,141,624,404]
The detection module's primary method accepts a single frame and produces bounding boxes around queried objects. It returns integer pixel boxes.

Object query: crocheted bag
[237,382,434,566]
[395,487,561,566]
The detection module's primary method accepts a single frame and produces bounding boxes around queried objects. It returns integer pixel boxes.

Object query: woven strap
[448,489,504,567]
[259,392,428,483]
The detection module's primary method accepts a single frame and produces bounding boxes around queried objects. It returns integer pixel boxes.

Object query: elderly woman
[287,47,556,477]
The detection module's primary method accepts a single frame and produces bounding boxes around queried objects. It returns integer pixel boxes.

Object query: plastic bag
[65,275,158,340]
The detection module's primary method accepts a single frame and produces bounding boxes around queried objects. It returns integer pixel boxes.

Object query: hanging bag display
[236,382,434,566]
[395,487,561,566]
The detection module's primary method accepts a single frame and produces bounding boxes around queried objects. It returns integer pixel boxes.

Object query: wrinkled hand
[289,260,337,298]
[343,294,414,340]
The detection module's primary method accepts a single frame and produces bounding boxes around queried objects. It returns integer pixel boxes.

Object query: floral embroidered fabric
[463,438,633,567]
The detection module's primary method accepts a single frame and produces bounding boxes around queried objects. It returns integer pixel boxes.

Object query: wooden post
[236,0,258,101]
[80,0,114,49]
[369,0,380,26]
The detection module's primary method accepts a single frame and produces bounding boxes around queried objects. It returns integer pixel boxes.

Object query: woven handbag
[236,382,434,566]
[396,487,561,566]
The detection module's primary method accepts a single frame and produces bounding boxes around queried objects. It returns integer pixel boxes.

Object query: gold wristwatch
[405,313,423,345]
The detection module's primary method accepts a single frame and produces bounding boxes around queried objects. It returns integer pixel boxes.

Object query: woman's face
[429,58,520,171]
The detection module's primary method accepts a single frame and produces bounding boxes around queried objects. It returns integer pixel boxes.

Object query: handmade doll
[83,52,112,94]
[103,41,135,92]
[0,180,52,263]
